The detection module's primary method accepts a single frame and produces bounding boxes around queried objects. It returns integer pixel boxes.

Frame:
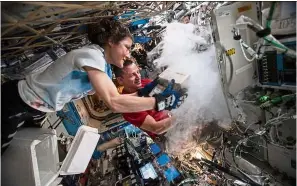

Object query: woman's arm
[128,92,138,96]
[85,66,156,113]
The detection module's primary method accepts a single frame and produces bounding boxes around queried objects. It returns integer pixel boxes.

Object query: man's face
[117,63,142,90]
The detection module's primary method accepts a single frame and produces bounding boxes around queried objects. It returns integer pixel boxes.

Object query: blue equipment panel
[130,18,149,27]
[157,154,171,167]
[134,36,152,44]
[163,166,181,182]
[150,143,161,155]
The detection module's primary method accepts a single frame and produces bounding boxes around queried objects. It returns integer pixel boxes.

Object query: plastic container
[2,126,100,186]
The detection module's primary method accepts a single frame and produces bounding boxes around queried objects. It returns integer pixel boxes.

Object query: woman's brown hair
[87,19,133,47]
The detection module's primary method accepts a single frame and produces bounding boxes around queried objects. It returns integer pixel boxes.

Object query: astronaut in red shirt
[114,59,175,139]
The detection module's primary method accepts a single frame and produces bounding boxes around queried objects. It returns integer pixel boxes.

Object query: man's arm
[85,67,155,113]
[140,115,175,135]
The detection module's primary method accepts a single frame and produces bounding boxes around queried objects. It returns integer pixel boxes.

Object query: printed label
[226,48,236,56]
[238,4,252,13]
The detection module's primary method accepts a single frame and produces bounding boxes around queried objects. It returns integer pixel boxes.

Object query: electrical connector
[258,95,270,103]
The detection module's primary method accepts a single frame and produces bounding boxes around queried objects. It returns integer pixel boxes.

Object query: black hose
[200,158,261,186]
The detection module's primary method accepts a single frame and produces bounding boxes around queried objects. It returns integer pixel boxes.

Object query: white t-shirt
[18,45,112,112]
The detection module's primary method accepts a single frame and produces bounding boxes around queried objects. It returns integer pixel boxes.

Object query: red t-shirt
[122,79,169,139]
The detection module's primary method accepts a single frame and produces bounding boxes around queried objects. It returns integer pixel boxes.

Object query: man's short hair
[113,58,136,78]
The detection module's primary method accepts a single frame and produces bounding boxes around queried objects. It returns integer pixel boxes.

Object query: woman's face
[109,37,133,68]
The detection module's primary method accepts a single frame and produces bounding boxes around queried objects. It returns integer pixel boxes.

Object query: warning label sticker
[226,48,235,56]
[238,4,252,13]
